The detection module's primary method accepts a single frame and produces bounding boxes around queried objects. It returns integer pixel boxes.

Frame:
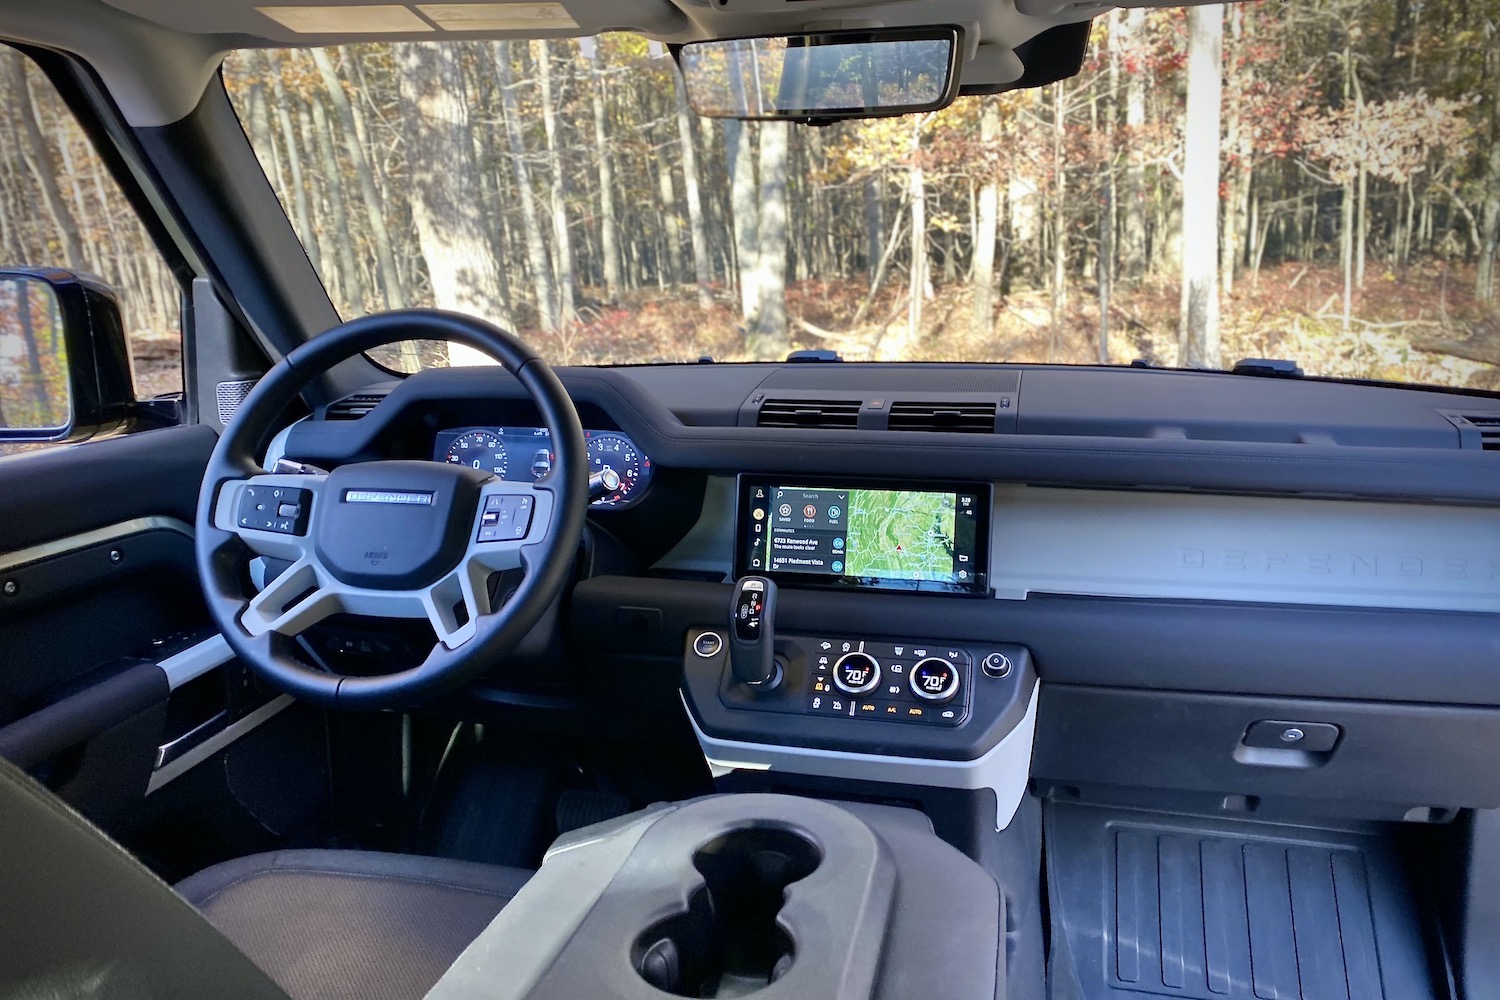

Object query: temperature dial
[909,658,960,704]
[832,651,881,697]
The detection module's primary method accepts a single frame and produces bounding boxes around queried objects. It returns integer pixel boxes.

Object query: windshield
[223,9,1499,388]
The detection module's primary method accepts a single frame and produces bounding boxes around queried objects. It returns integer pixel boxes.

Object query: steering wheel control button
[238,486,311,535]
[831,651,881,697]
[478,494,535,542]
[909,658,960,703]
[692,631,723,658]
[981,652,1013,679]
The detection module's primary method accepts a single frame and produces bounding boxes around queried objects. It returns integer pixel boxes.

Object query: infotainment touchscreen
[736,477,989,595]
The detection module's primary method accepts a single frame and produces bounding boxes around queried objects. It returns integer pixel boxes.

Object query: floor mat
[424,745,557,869]
[1045,803,1442,1000]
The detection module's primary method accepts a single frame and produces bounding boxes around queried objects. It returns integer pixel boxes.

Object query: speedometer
[586,432,651,507]
[444,430,508,478]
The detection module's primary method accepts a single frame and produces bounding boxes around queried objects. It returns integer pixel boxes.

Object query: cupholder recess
[634,826,822,998]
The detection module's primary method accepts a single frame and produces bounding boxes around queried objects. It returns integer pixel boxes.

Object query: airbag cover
[314,461,487,589]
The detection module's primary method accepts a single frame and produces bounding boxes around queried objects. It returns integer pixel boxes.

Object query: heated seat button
[909,657,960,704]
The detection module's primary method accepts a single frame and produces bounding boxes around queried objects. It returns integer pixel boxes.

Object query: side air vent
[1438,410,1500,450]
[324,391,389,420]
[757,398,861,429]
[887,401,997,433]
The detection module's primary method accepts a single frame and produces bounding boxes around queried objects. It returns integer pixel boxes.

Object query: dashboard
[276,360,1500,826]
[432,425,653,508]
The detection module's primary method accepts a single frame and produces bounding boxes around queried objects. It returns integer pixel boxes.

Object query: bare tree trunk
[972,96,1000,336]
[1178,5,1223,369]
[536,41,576,328]
[1050,83,1067,357]
[656,143,684,286]
[907,150,928,352]
[398,43,510,365]
[16,279,52,418]
[310,98,363,311]
[312,48,407,312]
[262,53,319,273]
[728,120,760,324]
[674,68,713,309]
[8,52,84,268]
[746,121,788,359]
[585,41,622,302]
[1477,24,1500,303]
[863,177,883,274]
[1120,8,1148,283]
[495,41,557,333]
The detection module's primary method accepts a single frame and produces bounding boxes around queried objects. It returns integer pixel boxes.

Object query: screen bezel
[734,475,991,596]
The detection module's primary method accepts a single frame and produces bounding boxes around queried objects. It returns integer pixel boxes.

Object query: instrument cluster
[433,426,653,509]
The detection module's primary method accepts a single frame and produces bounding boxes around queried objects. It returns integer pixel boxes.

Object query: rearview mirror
[0,269,135,444]
[678,28,962,123]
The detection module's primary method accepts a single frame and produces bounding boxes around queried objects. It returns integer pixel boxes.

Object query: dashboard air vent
[1467,414,1500,450]
[887,401,997,433]
[757,398,861,429]
[324,391,389,420]
[1438,410,1500,450]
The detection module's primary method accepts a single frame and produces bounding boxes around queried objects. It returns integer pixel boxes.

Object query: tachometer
[444,429,508,478]
[586,432,651,507]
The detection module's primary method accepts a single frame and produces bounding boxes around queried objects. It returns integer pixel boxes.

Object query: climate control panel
[807,638,970,726]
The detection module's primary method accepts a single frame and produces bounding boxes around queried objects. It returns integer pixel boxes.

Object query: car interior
[0,0,1498,998]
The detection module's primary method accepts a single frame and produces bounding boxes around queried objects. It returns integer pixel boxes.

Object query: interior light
[255,5,434,33]
[416,3,579,31]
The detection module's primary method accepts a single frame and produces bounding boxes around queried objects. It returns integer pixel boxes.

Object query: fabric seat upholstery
[176,849,532,1000]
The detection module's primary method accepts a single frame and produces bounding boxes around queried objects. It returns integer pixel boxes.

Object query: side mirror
[0,268,135,443]
[677,27,962,124]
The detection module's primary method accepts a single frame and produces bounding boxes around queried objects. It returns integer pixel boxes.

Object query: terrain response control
[832,651,881,697]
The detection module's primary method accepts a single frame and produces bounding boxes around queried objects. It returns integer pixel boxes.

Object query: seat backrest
[0,754,290,999]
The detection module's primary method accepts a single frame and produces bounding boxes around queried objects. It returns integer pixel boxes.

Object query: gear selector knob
[728,576,780,688]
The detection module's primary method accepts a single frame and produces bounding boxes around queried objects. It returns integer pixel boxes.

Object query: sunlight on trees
[212,0,1499,387]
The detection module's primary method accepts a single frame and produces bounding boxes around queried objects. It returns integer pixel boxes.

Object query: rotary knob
[909,657,961,704]
[831,651,881,697]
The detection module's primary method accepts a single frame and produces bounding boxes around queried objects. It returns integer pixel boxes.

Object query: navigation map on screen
[741,480,985,593]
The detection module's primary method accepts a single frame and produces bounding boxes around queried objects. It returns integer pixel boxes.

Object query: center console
[427,794,1004,1000]
[677,476,1039,833]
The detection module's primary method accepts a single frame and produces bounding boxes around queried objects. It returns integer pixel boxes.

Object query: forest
[1,0,1499,425]
[218,0,1500,386]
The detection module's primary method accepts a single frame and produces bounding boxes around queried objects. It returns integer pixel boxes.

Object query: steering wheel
[195,311,588,710]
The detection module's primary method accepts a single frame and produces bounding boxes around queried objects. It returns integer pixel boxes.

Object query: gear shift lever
[728,576,780,689]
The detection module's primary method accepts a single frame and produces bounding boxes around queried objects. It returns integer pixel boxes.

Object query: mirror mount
[0,268,137,444]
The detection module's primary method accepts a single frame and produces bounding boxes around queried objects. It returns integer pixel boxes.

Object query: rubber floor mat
[1046,803,1441,1000]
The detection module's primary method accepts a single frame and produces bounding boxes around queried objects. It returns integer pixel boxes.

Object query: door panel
[0,425,218,824]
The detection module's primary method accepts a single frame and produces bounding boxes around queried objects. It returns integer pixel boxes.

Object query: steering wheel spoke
[241,555,340,637]
[418,480,556,650]
[212,472,327,562]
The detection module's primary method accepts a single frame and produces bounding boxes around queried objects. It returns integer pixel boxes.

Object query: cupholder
[634,825,822,998]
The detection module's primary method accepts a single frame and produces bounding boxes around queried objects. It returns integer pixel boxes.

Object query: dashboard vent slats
[1466,414,1500,450]
[1438,410,1500,450]
[757,398,861,429]
[887,401,997,434]
[324,391,389,420]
